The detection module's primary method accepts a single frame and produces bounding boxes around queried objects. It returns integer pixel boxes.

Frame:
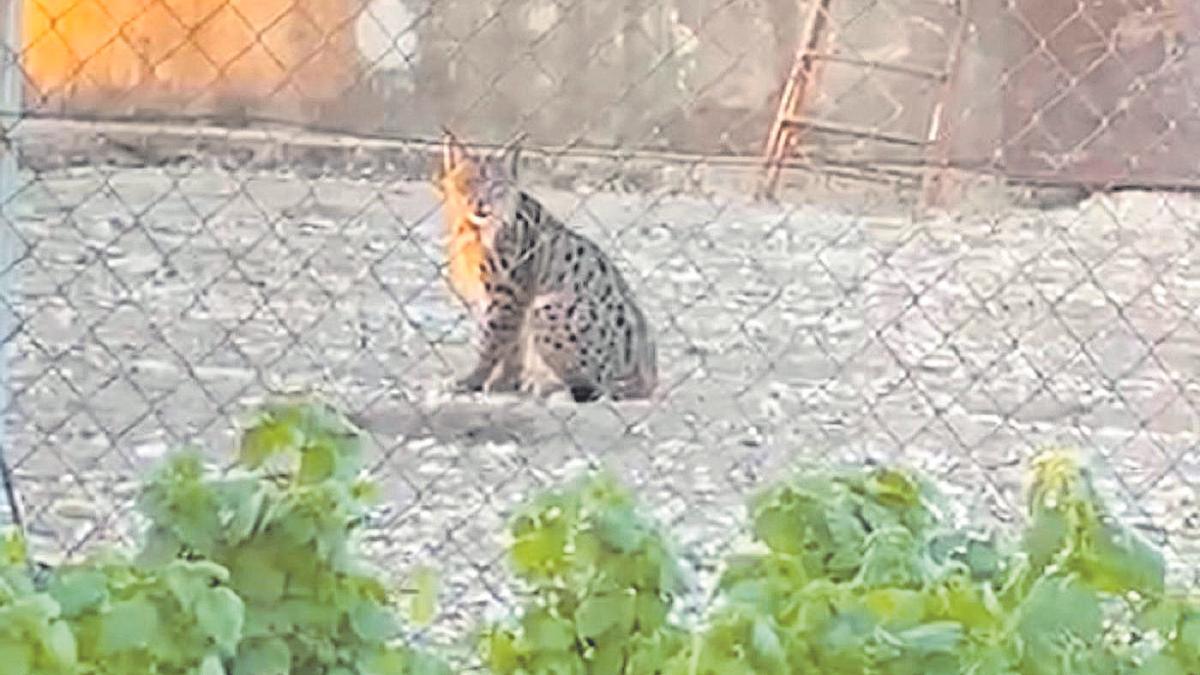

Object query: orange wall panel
[22,0,357,110]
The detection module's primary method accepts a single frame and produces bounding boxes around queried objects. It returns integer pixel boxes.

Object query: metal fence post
[0,0,22,532]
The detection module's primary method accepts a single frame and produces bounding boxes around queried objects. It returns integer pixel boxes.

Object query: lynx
[436,131,657,403]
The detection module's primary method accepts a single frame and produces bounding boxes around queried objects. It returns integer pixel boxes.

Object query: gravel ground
[6,158,1200,653]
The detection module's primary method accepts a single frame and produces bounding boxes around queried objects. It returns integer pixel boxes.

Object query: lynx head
[438,130,523,250]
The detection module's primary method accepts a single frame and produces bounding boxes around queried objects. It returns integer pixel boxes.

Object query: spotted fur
[438,132,657,402]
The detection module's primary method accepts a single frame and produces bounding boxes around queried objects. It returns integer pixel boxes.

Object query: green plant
[5,397,1200,675]
[0,399,447,675]
[0,530,81,674]
[483,472,689,674]
[673,449,1199,674]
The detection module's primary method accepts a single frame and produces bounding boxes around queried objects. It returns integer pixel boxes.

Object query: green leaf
[963,537,1003,580]
[1136,653,1187,675]
[41,620,78,667]
[866,468,924,509]
[749,618,786,672]
[198,652,227,675]
[593,506,647,553]
[406,649,452,675]
[636,592,670,633]
[278,510,318,547]
[893,621,963,655]
[824,506,870,576]
[1017,576,1103,673]
[224,481,267,544]
[857,526,924,589]
[524,609,575,653]
[0,531,27,568]
[0,639,33,675]
[239,418,301,469]
[357,648,409,675]
[278,598,338,632]
[1177,614,1200,656]
[351,480,381,505]
[1138,599,1184,634]
[935,576,1001,632]
[229,548,285,604]
[241,604,294,639]
[861,588,927,629]
[99,597,160,654]
[298,441,337,484]
[0,592,60,627]
[162,559,226,610]
[195,587,245,654]
[575,593,623,639]
[510,530,566,578]
[589,640,624,675]
[1023,508,1071,568]
[233,637,291,675]
[486,629,522,673]
[1081,520,1165,596]
[408,566,438,627]
[163,484,224,552]
[752,499,805,556]
[528,651,583,675]
[47,569,108,617]
[348,600,398,643]
[137,527,183,567]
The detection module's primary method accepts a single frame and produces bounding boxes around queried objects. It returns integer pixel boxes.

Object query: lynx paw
[450,372,487,394]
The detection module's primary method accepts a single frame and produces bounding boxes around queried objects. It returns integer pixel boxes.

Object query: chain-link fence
[3,0,1200,658]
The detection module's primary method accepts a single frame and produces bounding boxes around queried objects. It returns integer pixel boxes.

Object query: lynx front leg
[455,291,528,393]
[486,339,526,392]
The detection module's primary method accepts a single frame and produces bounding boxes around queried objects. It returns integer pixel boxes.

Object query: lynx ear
[494,132,527,181]
[441,127,469,175]
[499,146,520,182]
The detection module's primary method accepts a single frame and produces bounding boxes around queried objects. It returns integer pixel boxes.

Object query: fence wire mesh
[3,0,1200,660]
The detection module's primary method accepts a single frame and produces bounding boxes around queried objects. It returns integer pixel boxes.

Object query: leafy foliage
[671,449,1200,675]
[0,398,447,675]
[3,399,1199,675]
[483,472,689,674]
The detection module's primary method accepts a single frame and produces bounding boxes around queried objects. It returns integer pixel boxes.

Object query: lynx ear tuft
[442,128,469,176]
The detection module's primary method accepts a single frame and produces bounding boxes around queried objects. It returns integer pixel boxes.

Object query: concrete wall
[20,0,968,157]
[21,0,792,154]
[1000,0,1200,187]
[16,0,1200,188]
